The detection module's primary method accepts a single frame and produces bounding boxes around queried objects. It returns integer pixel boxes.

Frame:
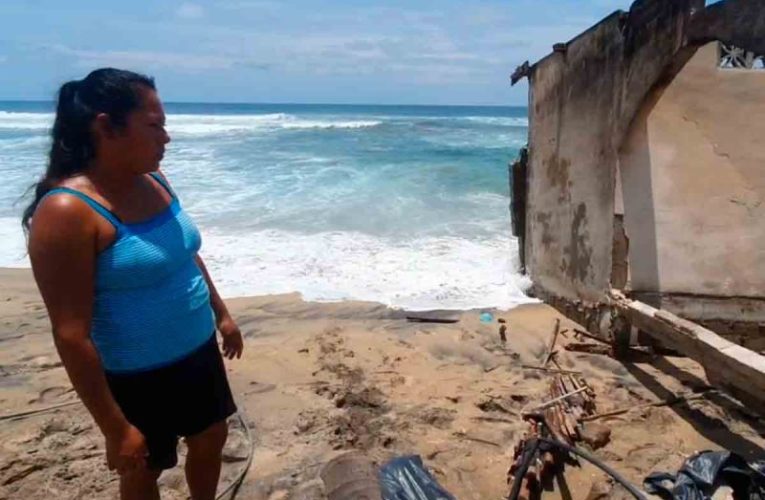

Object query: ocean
[0,101,533,310]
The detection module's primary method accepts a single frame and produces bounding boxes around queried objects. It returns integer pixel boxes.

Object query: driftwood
[581,391,710,422]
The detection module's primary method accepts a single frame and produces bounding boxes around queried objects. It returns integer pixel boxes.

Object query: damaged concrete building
[511,0,765,410]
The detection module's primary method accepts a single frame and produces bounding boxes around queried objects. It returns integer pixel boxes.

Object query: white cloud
[44,44,263,72]
[176,3,204,19]
[39,2,606,87]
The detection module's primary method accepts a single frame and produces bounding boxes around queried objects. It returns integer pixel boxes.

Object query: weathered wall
[525,0,701,302]
[689,0,765,55]
[620,42,765,300]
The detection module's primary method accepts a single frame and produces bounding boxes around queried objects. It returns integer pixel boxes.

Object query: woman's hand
[218,316,244,360]
[106,423,148,474]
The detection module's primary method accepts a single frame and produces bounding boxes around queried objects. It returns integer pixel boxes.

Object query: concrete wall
[689,0,765,55]
[620,42,765,298]
[525,0,701,302]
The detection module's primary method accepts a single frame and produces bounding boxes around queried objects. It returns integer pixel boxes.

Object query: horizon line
[0,99,528,109]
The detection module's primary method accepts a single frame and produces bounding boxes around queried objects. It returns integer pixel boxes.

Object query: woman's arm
[153,168,243,360]
[195,254,243,359]
[29,195,147,473]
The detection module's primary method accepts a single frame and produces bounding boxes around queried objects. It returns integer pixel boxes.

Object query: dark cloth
[105,334,237,470]
[644,450,765,500]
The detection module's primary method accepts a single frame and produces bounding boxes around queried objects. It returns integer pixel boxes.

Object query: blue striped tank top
[43,173,215,373]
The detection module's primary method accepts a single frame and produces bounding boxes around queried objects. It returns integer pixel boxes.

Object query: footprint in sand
[29,386,72,405]
[19,355,63,371]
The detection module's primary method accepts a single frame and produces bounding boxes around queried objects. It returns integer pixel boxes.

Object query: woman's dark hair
[21,68,156,231]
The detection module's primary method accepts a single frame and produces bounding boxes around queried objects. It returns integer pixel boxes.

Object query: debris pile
[508,319,600,499]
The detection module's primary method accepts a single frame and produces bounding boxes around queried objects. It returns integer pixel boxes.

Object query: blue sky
[0,0,629,105]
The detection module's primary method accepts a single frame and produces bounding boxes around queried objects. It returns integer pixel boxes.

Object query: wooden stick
[525,387,588,413]
[553,380,579,440]
[548,406,571,441]
[581,392,709,422]
[543,319,561,367]
[549,403,575,441]
[472,416,516,424]
[521,365,582,375]
[573,328,611,344]
[454,432,502,447]
[555,377,574,410]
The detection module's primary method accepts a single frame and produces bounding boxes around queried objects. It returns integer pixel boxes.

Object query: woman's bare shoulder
[32,187,99,241]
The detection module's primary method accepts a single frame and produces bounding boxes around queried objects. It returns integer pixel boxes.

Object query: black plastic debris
[379,455,456,500]
[644,450,765,499]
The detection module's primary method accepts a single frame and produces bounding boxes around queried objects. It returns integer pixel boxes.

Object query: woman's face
[107,87,171,175]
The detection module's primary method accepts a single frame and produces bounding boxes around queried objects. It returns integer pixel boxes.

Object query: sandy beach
[1,266,764,499]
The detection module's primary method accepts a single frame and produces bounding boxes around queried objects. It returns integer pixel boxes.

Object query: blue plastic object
[479,312,494,323]
[379,455,456,500]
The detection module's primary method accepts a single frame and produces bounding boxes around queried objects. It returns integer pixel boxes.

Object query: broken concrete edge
[613,291,765,415]
[511,10,627,84]
[530,284,616,342]
[631,291,765,350]
[510,0,762,87]
[687,0,765,55]
[533,285,765,414]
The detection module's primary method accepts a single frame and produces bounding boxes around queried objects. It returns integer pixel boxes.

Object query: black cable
[216,410,254,500]
[507,437,647,500]
[538,438,646,499]
[507,438,541,500]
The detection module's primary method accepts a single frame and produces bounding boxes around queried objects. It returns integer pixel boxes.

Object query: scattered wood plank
[524,387,588,414]
[405,315,459,323]
[509,369,598,499]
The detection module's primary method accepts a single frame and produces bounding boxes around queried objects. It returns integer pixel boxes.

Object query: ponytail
[21,68,155,231]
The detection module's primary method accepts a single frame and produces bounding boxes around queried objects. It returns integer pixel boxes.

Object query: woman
[23,68,244,500]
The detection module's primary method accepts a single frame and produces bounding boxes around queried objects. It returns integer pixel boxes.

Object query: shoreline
[2,266,764,498]
[0,263,537,313]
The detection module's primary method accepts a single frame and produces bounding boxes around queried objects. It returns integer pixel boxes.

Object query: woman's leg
[185,420,228,500]
[120,468,161,500]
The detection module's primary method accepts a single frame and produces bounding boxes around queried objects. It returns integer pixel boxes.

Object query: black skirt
[105,334,237,470]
